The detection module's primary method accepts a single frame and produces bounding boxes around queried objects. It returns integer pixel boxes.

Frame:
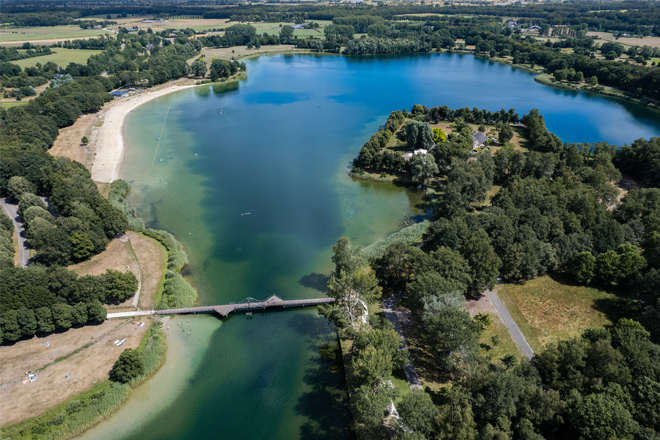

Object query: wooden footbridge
[153,295,335,319]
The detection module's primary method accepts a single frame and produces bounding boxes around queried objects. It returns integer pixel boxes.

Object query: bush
[109,348,144,383]
[158,273,197,309]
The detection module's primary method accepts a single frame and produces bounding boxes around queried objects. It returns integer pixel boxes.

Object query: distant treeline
[0,45,53,63]
[2,2,660,34]
[1,32,200,93]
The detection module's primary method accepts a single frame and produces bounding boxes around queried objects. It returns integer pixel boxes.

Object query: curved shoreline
[91,83,198,183]
[89,51,660,186]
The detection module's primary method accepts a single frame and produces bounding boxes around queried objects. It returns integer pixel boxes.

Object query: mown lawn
[11,48,103,68]
[497,274,626,353]
[0,25,111,44]
[478,315,522,363]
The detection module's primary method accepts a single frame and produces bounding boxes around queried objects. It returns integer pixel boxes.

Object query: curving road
[485,289,534,360]
[1,198,28,267]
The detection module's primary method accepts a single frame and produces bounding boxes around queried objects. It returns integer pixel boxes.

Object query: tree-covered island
[322,105,660,440]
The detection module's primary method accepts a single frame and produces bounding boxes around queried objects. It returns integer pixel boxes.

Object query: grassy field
[11,48,102,68]
[0,25,111,44]
[587,31,660,48]
[82,16,330,36]
[248,20,330,37]
[68,231,167,309]
[479,317,523,362]
[0,101,28,108]
[200,44,312,61]
[497,274,626,353]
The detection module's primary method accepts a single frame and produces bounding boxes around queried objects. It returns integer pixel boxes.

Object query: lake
[79,53,660,440]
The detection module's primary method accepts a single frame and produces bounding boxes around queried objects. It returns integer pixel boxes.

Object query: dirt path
[0,318,150,427]
[383,293,423,390]
[68,231,166,310]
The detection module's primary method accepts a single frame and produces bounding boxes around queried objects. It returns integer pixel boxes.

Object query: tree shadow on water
[298,273,330,292]
[295,341,355,440]
[287,313,335,350]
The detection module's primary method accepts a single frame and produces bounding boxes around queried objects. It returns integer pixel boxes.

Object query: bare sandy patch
[0,83,49,104]
[465,293,498,318]
[49,111,101,171]
[68,231,166,309]
[616,173,645,202]
[0,318,150,427]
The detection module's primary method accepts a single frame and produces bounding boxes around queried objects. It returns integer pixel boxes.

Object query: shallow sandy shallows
[91,83,196,183]
[0,318,150,427]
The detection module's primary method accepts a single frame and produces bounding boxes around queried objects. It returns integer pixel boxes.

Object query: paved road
[0,198,28,267]
[485,290,534,360]
[383,292,423,390]
[107,310,155,319]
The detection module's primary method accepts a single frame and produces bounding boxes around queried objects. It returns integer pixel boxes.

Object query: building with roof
[109,90,128,98]
[472,131,488,149]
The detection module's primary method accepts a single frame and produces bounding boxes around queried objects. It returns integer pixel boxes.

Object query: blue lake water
[84,53,660,440]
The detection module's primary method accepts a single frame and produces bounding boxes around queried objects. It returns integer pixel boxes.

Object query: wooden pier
[154,295,335,318]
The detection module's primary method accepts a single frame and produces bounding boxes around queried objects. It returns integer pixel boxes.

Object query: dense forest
[0,31,212,342]
[321,105,660,439]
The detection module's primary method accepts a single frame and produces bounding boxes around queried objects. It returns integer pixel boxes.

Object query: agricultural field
[0,25,111,46]
[10,48,102,69]
[105,16,231,33]
[496,274,626,353]
[200,44,307,61]
[587,31,660,48]
[84,16,329,36]
[248,20,330,37]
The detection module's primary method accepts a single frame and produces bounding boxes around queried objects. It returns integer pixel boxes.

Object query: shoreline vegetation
[466,52,660,111]
[1,322,168,440]
[323,104,660,439]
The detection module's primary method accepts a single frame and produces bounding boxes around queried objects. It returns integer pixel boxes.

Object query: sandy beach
[91,82,197,183]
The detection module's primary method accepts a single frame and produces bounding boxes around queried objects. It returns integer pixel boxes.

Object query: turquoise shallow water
[100,53,660,440]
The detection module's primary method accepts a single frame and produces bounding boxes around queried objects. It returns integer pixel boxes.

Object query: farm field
[496,274,626,353]
[83,16,329,36]
[200,44,307,60]
[11,48,103,69]
[107,16,231,32]
[247,20,330,37]
[587,31,660,48]
[0,25,111,45]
